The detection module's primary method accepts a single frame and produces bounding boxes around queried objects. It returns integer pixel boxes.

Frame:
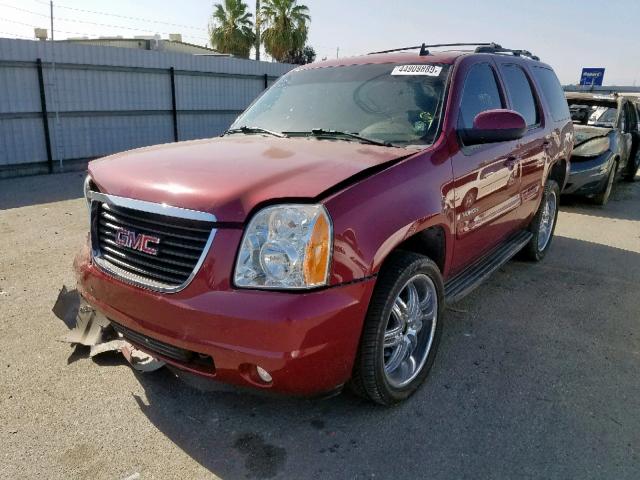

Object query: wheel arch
[375,223,450,277]
[548,157,568,190]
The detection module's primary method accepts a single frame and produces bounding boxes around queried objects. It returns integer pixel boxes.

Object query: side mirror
[459,109,526,146]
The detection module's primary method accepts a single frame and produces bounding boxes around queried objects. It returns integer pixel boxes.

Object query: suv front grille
[89,194,217,292]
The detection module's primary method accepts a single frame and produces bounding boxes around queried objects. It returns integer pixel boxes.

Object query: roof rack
[474,43,540,61]
[368,43,494,56]
[368,42,540,61]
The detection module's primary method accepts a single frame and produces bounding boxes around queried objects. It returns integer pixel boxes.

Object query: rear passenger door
[450,62,523,272]
[497,61,548,219]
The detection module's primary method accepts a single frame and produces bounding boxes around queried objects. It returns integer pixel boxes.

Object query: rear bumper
[73,243,375,396]
[562,152,614,195]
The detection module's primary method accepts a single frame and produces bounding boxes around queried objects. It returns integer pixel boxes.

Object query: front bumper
[562,151,614,195]
[73,242,376,396]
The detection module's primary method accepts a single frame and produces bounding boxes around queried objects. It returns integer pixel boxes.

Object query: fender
[323,145,455,285]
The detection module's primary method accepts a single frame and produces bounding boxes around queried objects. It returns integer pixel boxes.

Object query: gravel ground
[1,172,639,479]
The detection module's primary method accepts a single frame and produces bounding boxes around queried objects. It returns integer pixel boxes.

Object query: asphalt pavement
[1,171,638,479]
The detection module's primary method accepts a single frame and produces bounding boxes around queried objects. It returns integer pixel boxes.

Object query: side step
[444,230,532,305]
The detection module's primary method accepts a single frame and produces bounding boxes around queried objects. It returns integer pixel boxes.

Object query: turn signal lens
[303,212,331,286]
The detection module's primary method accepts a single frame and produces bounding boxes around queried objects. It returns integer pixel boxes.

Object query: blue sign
[580,68,605,86]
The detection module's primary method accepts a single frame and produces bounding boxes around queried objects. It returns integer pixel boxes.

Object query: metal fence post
[264,73,268,90]
[170,67,179,142]
[36,58,54,174]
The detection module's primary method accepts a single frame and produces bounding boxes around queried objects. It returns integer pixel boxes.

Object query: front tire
[349,252,443,406]
[593,159,617,206]
[462,189,478,210]
[522,179,560,261]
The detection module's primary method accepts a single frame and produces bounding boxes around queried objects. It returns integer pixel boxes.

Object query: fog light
[256,366,272,383]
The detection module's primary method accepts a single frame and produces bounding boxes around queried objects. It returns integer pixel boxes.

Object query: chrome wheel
[383,274,438,388]
[537,189,557,251]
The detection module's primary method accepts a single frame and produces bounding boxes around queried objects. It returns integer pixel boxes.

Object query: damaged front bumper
[72,242,376,396]
[63,297,166,372]
[562,151,615,195]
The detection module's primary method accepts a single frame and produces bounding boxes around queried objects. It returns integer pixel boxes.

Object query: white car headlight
[234,204,333,289]
[573,137,610,157]
[84,175,93,208]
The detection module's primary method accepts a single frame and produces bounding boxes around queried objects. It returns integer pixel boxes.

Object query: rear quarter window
[531,67,570,122]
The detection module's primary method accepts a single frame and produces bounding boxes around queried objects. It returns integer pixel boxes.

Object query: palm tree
[255,0,261,60]
[260,0,310,62]
[209,0,256,58]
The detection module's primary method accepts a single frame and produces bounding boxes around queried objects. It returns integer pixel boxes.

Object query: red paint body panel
[75,50,574,396]
[473,109,526,130]
[88,136,406,222]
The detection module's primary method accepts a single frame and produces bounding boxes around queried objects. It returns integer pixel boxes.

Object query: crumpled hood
[573,125,611,145]
[89,136,410,222]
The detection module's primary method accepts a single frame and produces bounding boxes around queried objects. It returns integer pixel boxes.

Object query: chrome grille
[88,192,217,292]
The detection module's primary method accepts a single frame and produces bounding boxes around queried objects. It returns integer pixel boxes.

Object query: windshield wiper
[225,126,287,138]
[285,129,396,147]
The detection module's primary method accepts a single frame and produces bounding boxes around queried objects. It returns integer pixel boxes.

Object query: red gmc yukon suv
[74,43,573,405]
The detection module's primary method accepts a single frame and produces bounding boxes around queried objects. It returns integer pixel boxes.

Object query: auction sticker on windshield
[391,65,443,76]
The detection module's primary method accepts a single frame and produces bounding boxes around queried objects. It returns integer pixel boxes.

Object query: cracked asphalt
[1,172,639,479]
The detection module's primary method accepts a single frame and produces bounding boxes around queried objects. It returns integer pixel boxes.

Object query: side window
[531,67,570,122]
[500,65,539,127]
[458,63,503,130]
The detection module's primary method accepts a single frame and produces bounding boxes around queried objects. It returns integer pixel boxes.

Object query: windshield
[230,63,451,147]
[568,100,618,128]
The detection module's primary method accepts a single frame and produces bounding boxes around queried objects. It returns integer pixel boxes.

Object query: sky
[1,0,639,85]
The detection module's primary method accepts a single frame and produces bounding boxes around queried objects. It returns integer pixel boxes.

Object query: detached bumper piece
[62,298,167,373]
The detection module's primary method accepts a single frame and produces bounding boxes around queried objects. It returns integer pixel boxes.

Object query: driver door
[450,62,522,273]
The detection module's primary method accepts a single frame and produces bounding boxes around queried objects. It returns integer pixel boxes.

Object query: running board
[444,230,532,304]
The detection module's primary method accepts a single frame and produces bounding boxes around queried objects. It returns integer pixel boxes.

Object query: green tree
[209,0,256,58]
[255,0,261,60]
[284,45,316,65]
[260,0,310,62]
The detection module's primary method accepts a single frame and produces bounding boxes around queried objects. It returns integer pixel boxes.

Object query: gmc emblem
[115,228,160,256]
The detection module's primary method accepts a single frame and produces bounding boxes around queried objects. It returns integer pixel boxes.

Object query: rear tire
[521,179,560,262]
[593,160,617,206]
[349,252,444,406]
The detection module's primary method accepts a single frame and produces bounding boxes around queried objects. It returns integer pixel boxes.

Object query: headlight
[572,137,610,157]
[83,175,93,208]
[234,204,332,289]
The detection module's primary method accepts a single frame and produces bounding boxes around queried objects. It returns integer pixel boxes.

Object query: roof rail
[368,42,494,56]
[474,43,540,61]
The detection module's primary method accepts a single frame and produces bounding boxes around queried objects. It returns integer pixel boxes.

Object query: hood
[573,125,611,146]
[89,136,410,222]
